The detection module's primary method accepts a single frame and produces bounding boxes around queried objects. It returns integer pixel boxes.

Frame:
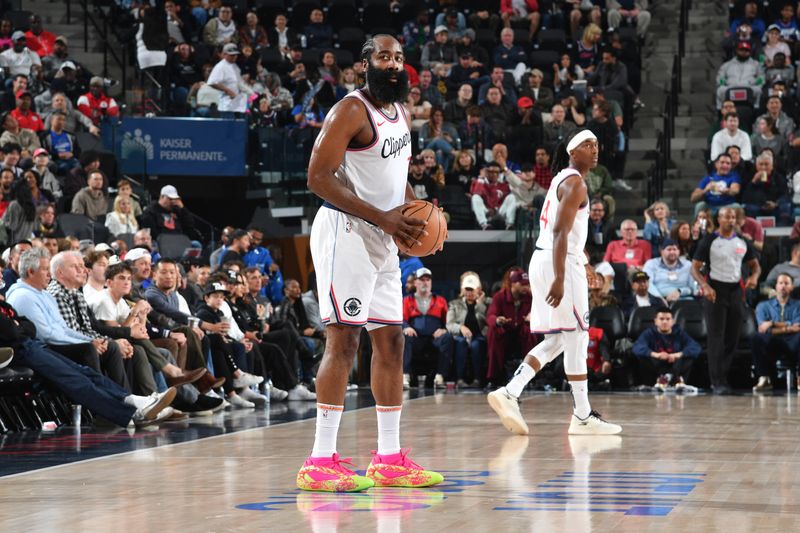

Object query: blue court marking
[494,471,704,516]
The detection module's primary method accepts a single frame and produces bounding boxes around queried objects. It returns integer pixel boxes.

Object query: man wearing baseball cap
[620,270,666,320]
[207,42,253,114]
[421,24,457,73]
[402,268,454,388]
[76,75,119,126]
[447,272,488,388]
[0,30,41,77]
[140,184,200,240]
[716,38,763,109]
[10,88,43,132]
[486,269,534,384]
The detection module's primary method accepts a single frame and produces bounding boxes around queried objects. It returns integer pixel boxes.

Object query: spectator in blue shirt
[729,1,766,41]
[751,272,800,392]
[242,226,283,304]
[632,307,701,390]
[642,239,697,304]
[690,153,741,216]
[303,9,333,50]
[400,253,424,296]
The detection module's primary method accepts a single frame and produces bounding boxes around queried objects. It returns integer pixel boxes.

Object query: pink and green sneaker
[365,448,444,488]
[296,453,374,492]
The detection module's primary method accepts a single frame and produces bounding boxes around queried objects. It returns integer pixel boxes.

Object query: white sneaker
[227,394,255,409]
[752,376,772,392]
[131,388,177,426]
[614,179,633,191]
[288,384,317,401]
[232,372,264,388]
[487,387,529,435]
[240,387,268,406]
[434,374,445,387]
[269,385,289,401]
[568,410,622,435]
[403,374,410,390]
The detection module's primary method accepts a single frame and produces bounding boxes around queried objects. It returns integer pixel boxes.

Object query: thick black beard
[365,63,409,105]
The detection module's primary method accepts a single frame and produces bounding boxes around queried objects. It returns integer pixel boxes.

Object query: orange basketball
[394,200,448,257]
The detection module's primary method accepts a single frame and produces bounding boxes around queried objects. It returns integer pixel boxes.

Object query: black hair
[80,150,101,167]
[2,142,21,154]
[551,129,586,174]
[360,34,396,61]
[655,307,672,316]
[12,178,35,222]
[776,271,795,284]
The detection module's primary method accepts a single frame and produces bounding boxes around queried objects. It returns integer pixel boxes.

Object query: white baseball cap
[160,185,180,199]
[415,267,432,278]
[124,248,150,262]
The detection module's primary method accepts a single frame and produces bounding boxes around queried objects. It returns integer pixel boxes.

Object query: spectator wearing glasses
[603,219,651,269]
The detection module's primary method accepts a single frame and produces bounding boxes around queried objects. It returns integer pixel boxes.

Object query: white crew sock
[506,362,536,398]
[376,405,402,455]
[124,395,150,410]
[311,403,343,457]
[570,380,591,419]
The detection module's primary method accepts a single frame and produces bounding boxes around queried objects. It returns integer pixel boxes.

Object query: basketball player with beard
[296,35,444,492]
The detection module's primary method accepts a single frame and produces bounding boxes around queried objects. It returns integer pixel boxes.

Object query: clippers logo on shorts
[343,298,362,317]
[583,311,590,325]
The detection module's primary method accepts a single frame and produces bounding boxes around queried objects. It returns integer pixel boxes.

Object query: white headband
[566,130,597,154]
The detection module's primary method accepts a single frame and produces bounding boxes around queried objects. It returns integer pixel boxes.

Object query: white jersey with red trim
[335,89,412,212]
[534,167,589,259]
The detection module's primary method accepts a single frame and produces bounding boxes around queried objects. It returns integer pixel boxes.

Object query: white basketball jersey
[535,167,589,257]
[333,89,412,213]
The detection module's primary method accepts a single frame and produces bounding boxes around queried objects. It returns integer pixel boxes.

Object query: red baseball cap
[510,271,530,285]
[517,96,534,108]
[737,41,752,50]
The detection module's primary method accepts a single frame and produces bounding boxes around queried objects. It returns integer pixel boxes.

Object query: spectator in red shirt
[603,219,652,268]
[10,90,43,132]
[77,77,119,126]
[486,268,535,384]
[402,267,453,388]
[470,161,514,230]
[25,14,56,58]
[734,206,764,252]
[532,146,553,189]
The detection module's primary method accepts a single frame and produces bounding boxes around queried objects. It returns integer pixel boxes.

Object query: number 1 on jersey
[539,200,550,229]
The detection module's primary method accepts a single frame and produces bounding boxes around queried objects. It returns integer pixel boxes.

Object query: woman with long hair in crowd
[2,178,37,243]
[446,149,478,193]
[643,201,676,255]
[105,195,139,237]
[670,220,696,260]
[23,169,54,207]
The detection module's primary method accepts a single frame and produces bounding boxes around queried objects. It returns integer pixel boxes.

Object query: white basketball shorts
[310,206,403,330]
[528,249,589,333]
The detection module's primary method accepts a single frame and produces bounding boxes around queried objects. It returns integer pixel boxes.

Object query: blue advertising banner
[112,117,247,176]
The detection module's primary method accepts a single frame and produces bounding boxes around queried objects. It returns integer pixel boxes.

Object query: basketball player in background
[296,35,444,492]
[488,129,622,436]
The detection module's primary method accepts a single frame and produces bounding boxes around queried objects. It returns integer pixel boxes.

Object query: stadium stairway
[23,0,118,95]
[622,0,725,221]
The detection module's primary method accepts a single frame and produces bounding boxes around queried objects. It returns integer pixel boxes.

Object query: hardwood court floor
[3,391,800,532]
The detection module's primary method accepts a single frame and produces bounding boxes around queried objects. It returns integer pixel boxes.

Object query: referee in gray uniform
[691,206,761,394]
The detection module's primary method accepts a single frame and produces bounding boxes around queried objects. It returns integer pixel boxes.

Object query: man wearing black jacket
[0,299,176,427]
[139,185,200,241]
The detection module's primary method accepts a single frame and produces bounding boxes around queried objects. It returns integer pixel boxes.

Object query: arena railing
[78,0,129,95]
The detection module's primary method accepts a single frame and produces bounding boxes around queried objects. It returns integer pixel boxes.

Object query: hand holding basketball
[390,200,448,257]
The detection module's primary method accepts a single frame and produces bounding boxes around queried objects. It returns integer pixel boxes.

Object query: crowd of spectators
[107,0,648,230]
[9,2,800,434]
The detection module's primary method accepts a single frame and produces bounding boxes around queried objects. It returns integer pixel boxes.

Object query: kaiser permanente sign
[112,117,247,176]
